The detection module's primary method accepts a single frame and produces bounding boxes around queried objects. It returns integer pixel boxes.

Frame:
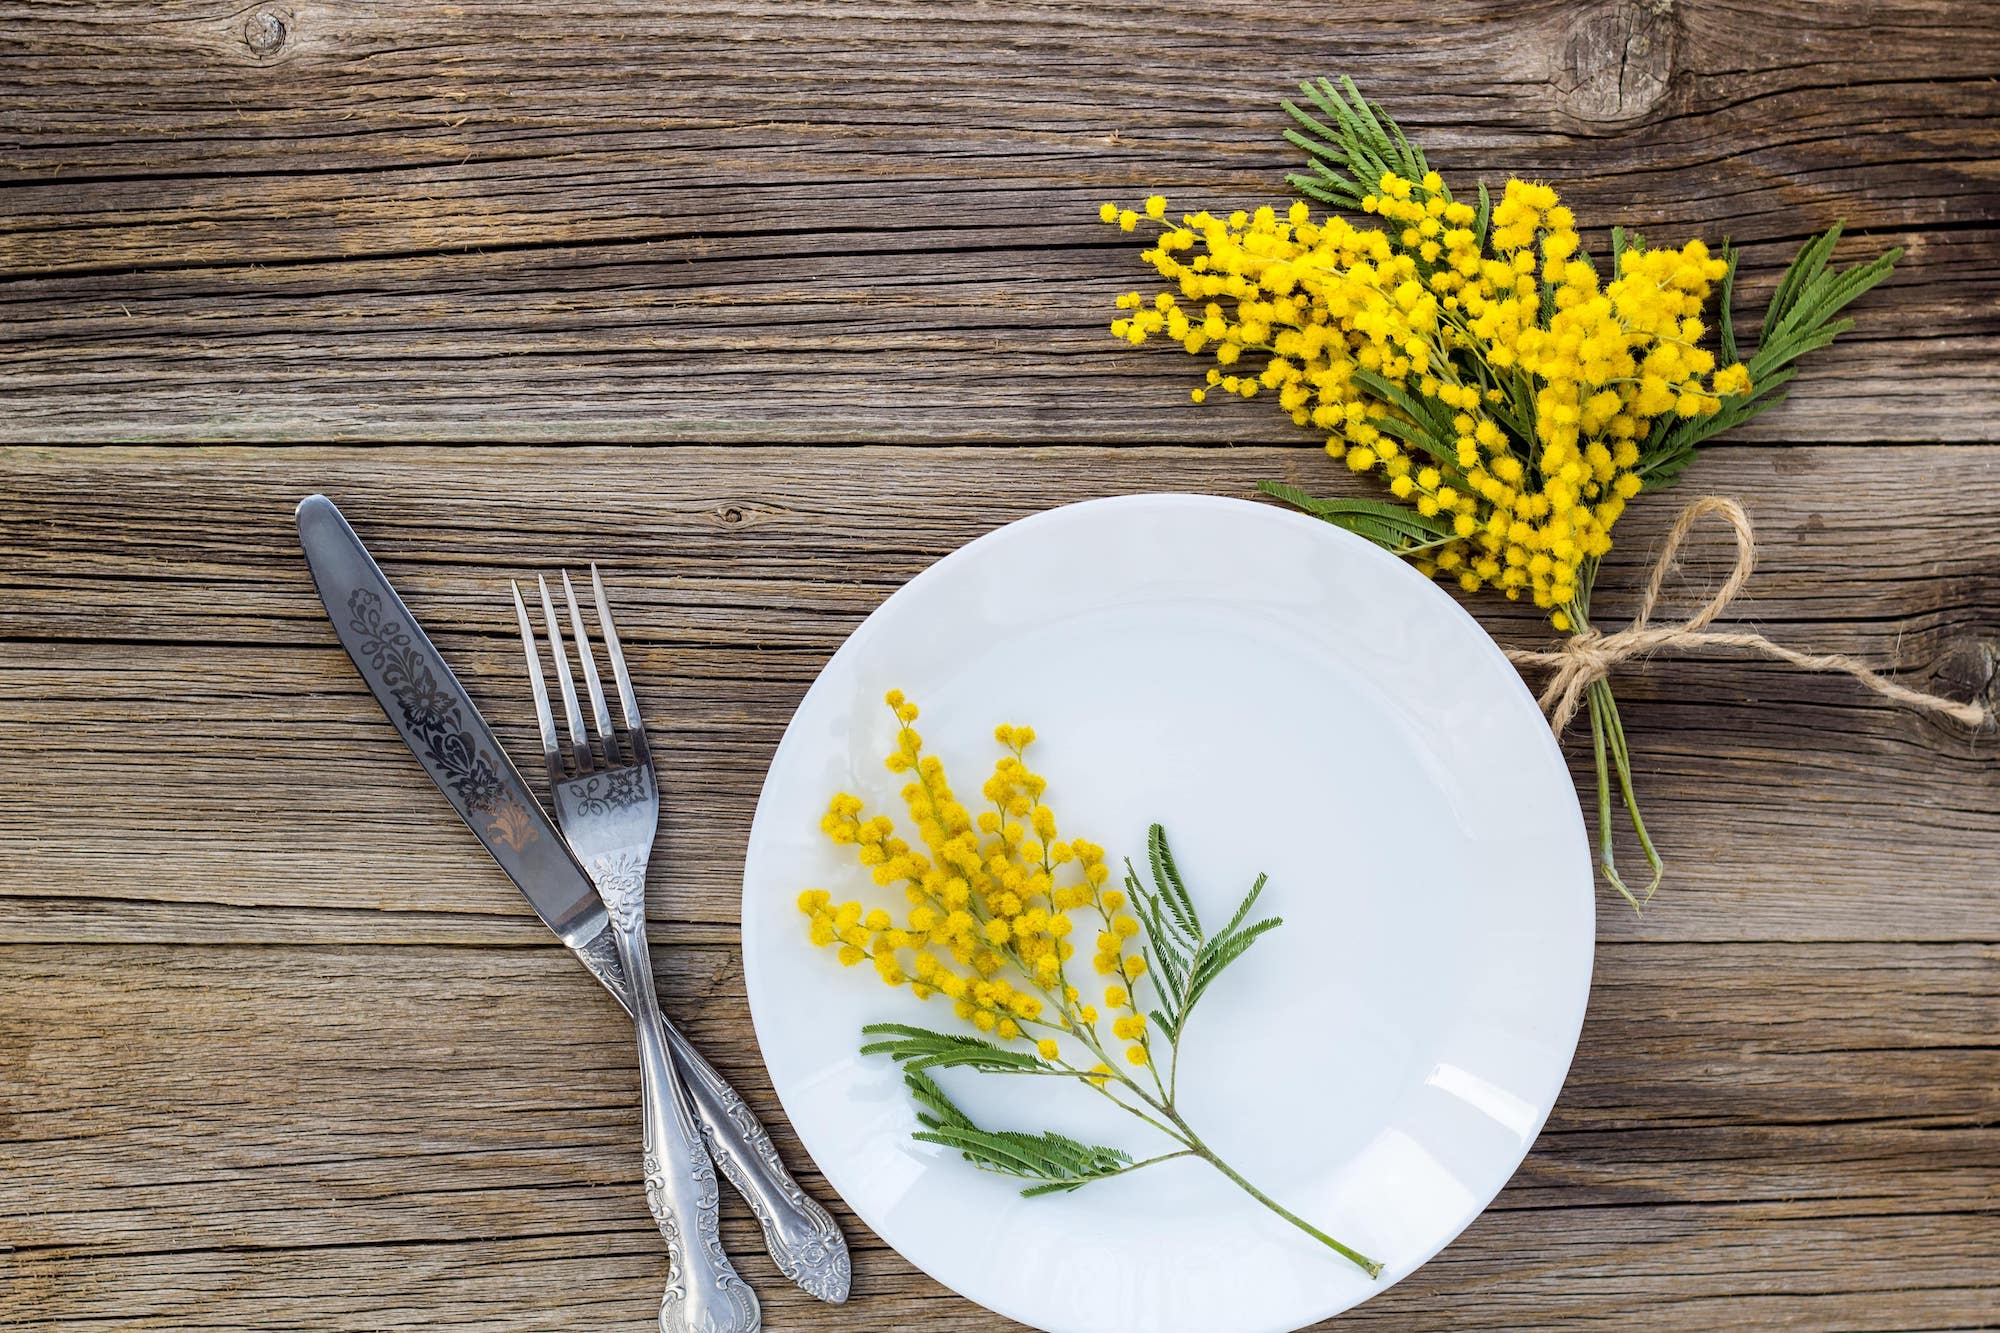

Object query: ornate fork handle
[664,1022,851,1302]
[575,928,850,1301]
[597,858,760,1333]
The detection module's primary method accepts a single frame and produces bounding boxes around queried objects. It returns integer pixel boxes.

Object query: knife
[296,494,850,1303]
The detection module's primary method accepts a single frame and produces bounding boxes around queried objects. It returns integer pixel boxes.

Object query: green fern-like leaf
[1717,242,1741,366]
[1146,823,1200,939]
[898,1068,1135,1196]
[1214,873,1269,942]
[1257,481,1455,556]
[902,1067,977,1132]
[1129,862,1193,1011]
[1352,368,1455,444]
[861,1023,1055,1074]
[1281,76,1429,211]
[1128,826,1285,1042]
[1641,225,1896,489]
[1184,915,1283,1017]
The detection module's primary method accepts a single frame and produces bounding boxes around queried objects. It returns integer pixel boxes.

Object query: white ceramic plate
[741,494,1593,1332]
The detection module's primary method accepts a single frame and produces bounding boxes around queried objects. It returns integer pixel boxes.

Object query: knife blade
[296,492,612,953]
[294,494,851,1302]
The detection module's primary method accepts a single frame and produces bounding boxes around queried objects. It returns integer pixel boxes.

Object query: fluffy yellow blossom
[1100,172,1749,625]
[799,692,1144,1071]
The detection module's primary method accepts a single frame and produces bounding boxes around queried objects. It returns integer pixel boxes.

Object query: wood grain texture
[5,1,2000,1328]
[1,942,1995,1330]
[1,445,1998,1330]
[4,445,1997,946]
[2,0,1997,443]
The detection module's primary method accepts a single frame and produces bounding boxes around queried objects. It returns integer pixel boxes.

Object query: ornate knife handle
[664,1021,852,1303]
[576,926,850,1303]
[599,880,760,1333]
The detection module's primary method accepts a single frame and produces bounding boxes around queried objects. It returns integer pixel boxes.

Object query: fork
[514,569,761,1333]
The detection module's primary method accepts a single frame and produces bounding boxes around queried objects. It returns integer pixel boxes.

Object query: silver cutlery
[514,568,759,1333]
[295,496,849,1309]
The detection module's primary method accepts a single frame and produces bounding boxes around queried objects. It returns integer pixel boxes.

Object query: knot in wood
[702,500,784,530]
[1558,0,1677,125]
[244,10,287,57]
[1931,638,2000,714]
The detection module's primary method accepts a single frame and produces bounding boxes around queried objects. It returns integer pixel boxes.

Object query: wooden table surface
[4,3,1997,1329]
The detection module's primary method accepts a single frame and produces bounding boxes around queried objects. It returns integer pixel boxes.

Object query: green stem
[1596,680,1664,900]
[1083,1046,1379,1277]
[1585,676,1625,907]
[1078,1062,1185,1142]
[1118,1148,1199,1174]
[1570,597,1663,909]
[1138,969,1171,1105]
[1168,1109,1383,1280]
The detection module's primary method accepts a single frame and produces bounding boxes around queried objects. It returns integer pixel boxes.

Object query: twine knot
[1506,495,1993,737]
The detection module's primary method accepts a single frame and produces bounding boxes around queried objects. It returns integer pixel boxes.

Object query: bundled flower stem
[1099,77,1900,906]
[798,692,1381,1278]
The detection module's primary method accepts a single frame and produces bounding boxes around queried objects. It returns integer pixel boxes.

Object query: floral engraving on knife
[346,588,523,827]
[484,800,540,853]
[691,1061,851,1300]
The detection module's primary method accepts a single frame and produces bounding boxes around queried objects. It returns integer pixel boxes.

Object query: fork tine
[561,569,621,763]
[510,581,563,776]
[590,563,643,732]
[535,573,592,773]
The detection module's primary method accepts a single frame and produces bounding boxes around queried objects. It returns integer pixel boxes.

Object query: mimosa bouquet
[1097,77,1940,905]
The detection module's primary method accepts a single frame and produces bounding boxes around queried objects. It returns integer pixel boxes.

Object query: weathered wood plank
[1,942,1993,1330]
[2,445,1994,945]
[8,3,1994,262]
[6,1213,1997,1332]
[5,942,1993,1245]
[1,1,1994,442]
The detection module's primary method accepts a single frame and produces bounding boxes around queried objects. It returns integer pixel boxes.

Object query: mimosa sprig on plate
[797,692,1381,1278]
[1098,77,1899,906]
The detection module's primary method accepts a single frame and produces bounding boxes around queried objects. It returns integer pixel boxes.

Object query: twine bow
[1505,495,1994,738]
